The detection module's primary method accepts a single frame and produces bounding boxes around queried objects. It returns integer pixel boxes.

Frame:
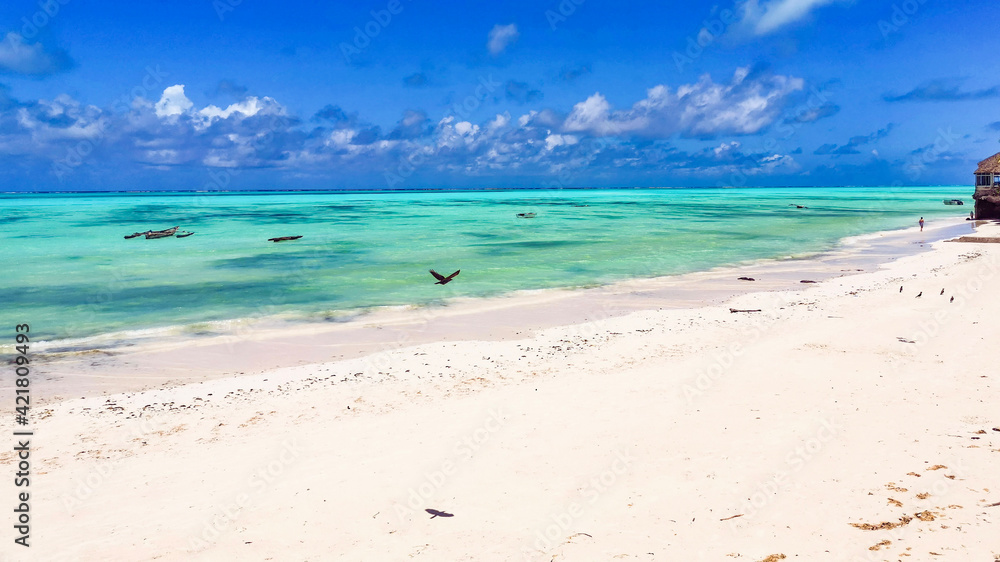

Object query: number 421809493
[14,324,30,421]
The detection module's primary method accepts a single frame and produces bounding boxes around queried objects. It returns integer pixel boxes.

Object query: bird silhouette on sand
[430,269,460,285]
[916,292,922,298]
[940,288,945,295]
[899,286,903,293]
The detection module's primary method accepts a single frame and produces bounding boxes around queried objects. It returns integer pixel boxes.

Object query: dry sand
[3,222,1000,561]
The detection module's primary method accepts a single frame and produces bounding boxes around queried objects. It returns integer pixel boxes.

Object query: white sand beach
[5,222,1000,561]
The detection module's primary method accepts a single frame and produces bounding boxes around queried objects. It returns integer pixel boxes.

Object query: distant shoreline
[0,184,971,196]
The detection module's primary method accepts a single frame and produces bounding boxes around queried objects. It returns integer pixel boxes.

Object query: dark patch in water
[4,280,307,310]
[213,249,364,270]
[472,239,589,249]
[0,214,32,225]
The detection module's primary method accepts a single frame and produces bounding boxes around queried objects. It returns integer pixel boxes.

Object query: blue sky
[1,0,998,191]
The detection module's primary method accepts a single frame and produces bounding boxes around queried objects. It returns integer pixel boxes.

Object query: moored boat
[144,226,180,239]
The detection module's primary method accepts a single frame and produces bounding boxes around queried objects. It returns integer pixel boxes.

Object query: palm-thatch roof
[975,152,1000,174]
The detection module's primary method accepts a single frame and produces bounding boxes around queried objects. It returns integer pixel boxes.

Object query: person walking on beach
[919,217,924,231]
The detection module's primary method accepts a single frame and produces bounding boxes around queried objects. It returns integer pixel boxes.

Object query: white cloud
[563,68,803,138]
[199,98,264,121]
[154,85,194,118]
[735,0,843,36]
[545,133,578,150]
[14,95,106,142]
[487,24,519,55]
[714,141,741,157]
[0,33,72,76]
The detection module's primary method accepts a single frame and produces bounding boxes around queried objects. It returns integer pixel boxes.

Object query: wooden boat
[176,231,194,238]
[144,226,179,239]
[516,212,536,218]
[943,199,964,205]
[268,235,303,242]
[124,231,148,239]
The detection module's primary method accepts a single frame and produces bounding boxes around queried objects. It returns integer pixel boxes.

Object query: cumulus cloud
[388,110,430,140]
[198,96,284,125]
[1,70,820,189]
[154,85,194,118]
[487,24,519,55]
[0,33,74,76]
[312,104,357,127]
[733,0,843,36]
[562,67,803,138]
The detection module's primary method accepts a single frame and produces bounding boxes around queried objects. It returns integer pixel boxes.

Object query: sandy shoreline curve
[18,217,978,401]
[3,220,998,560]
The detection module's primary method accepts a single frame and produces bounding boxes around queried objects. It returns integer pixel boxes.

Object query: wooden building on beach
[974,152,1000,219]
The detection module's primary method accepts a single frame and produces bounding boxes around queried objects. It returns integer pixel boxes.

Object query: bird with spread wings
[430,269,460,285]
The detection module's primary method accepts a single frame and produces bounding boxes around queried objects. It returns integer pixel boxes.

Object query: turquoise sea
[0,187,971,344]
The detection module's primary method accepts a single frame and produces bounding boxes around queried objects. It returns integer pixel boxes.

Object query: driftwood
[729,308,761,313]
[720,514,744,521]
[737,276,755,281]
[800,280,817,284]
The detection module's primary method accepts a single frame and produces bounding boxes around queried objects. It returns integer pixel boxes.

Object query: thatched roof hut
[975,152,1000,174]
[974,151,1000,218]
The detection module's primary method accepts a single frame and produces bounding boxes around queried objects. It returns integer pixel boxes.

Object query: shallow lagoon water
[0,186,970,342]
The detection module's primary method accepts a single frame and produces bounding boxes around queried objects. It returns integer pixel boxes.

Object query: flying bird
[915,292,922,298]
[430,269,460,285]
